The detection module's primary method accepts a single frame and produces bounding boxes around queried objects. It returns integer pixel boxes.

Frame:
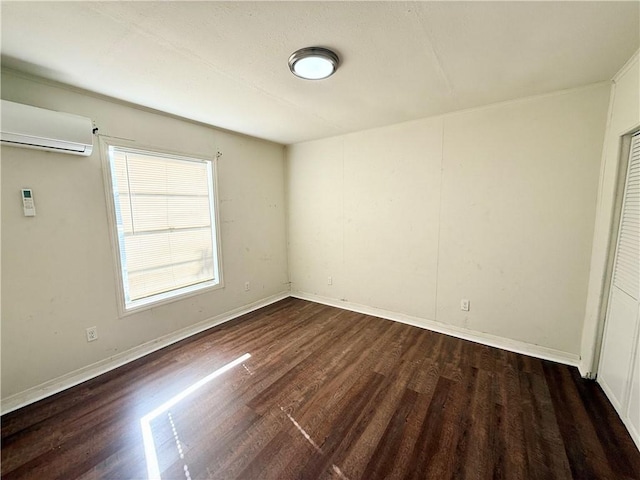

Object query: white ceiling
[1,1,638,145]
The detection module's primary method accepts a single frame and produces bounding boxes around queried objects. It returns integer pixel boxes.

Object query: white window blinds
[108,146,220,308]
[613,132,640,301]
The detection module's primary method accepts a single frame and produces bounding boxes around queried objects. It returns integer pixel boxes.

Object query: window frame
[100,137,224,317]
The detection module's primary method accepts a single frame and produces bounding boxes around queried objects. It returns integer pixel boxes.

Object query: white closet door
[598,131,640,450]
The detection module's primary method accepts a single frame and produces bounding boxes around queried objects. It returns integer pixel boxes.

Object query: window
[103,141,222,312]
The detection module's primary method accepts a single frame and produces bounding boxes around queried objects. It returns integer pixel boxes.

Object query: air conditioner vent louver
[1,100,93,156]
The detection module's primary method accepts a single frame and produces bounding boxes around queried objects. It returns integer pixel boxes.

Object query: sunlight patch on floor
[280,406,351,480]
[140,353,252,479]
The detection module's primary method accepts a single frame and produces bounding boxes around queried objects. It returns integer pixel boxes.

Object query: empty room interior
[1,1,640,479]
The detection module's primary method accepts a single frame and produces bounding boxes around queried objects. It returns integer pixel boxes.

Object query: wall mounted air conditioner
[1,100,94,156]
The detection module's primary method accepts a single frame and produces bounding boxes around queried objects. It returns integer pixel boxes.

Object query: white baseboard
[1,292,290,415]
[578,361,596,379]
[1,290,583,415]
[291,292,581,367]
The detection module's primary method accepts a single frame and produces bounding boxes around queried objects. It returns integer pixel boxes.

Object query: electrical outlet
[328,276,333,285]
[460,299,470,312]
[86,326,98,342]
[244,281,250,292]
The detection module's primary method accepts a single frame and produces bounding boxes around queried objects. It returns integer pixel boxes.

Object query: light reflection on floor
[167,411,191,480]
[139,353,251,479]
[280,406,351,480]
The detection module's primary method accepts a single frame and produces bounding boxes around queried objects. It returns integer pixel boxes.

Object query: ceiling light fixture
[288,47,339,80]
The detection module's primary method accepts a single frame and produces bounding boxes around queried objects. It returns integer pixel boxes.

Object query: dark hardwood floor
[2,298,639,479]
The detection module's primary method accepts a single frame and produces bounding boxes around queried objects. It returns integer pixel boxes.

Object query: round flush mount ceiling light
[288,47,340,80]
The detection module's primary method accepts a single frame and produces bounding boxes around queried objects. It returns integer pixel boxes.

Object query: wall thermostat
[21,189,36,217]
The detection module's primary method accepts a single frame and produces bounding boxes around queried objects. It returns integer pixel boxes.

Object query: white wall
[1,70,289,405]
[288,84,610,359]
[581,51,640,376]
[287,119,443,320]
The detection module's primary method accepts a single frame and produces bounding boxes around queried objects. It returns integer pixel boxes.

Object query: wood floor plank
[2,298,639,480]
[492,351,530,479]
[453,368,495,480]
[360,387,419,480]
[334,331,437,479]
[519,370,572,480]
[402,375,456,480]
